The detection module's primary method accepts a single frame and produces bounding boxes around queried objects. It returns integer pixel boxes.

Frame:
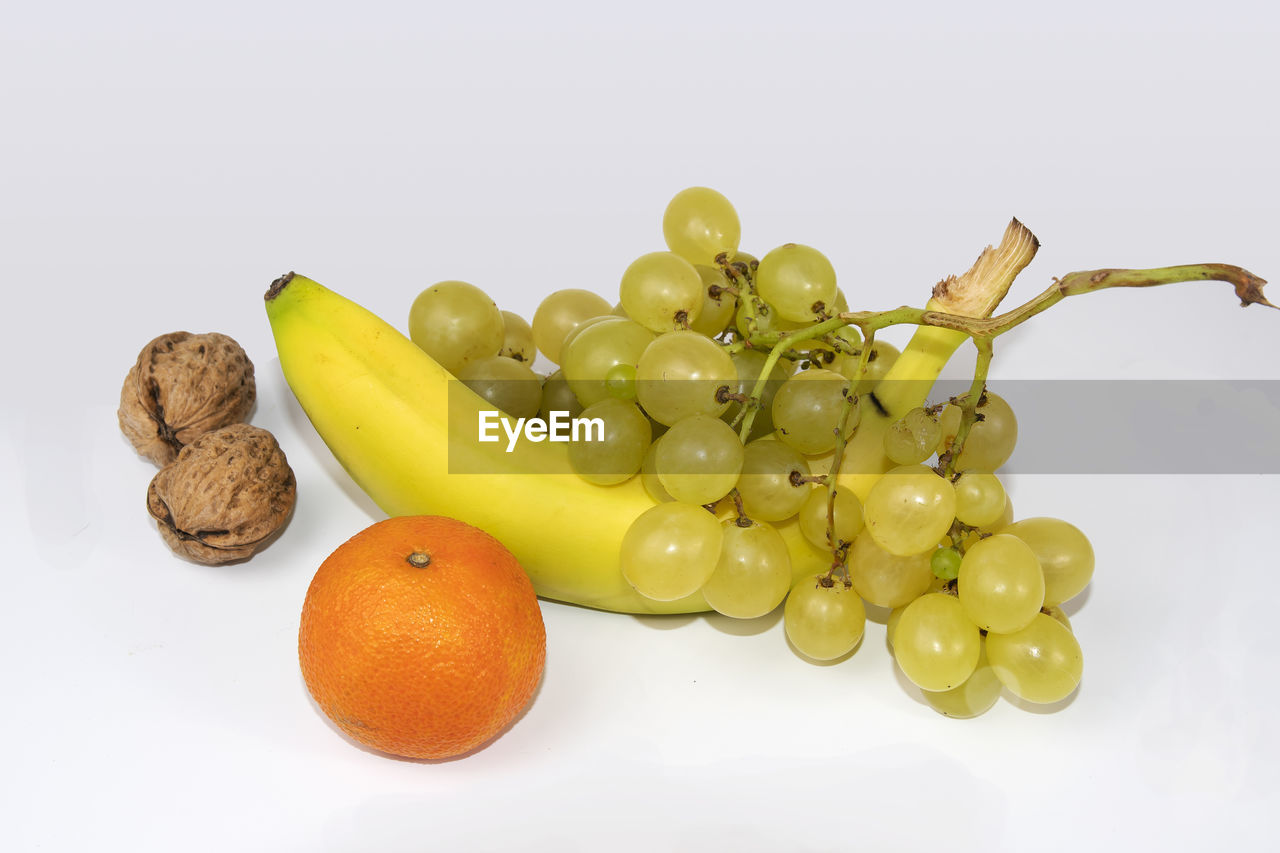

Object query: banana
[267,272,719,613]
[264,223,1033,614]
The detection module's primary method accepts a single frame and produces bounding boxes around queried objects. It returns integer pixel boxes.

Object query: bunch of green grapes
[406,186,1097,717]
[872,400,1093,716]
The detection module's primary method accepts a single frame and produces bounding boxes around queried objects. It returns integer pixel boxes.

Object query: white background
[4,1,1279,850]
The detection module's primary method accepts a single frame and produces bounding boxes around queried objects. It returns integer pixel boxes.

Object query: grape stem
[716,387,752,405]
[816,334,876,581]
[736,262,1271,443]
[846,263,1274,340]
[946,519,984,552]
[719,255,767,341]
[886,265,1268,478]
[937,337,993,480]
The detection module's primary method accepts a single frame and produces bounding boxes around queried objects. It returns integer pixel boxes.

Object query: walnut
[119,332,256,466]
[146,423,296,565]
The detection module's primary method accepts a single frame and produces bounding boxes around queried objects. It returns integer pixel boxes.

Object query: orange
[299,515,546,760]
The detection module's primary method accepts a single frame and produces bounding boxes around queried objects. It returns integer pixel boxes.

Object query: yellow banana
[267,271,723,613]
[263,221,1034,614]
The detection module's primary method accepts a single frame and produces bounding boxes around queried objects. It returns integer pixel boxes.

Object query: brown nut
[119,331,256,466]
[146,423,296,565]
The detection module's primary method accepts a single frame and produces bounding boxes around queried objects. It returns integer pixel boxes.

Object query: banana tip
[265,271,296,302]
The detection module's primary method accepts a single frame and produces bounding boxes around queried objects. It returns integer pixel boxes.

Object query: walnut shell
[119,331,257,466]
[147,423,296,565]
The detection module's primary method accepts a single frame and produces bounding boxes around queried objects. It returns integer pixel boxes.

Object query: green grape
[728,250,758,274]
[532,289,614,365]
[605,363,637,400]
[953,472,1007,527]
[886,605,904,649]
[868,341,902,392]
[634,330,737,426]
[619,251,704,333]
[734,438,812,522]
[566,398,652,486]
[995,495,1014,529]
[612,301,630,318]
[784,578,867,661]
[923,642,1004,719]
[655,414,745,505]
[986,612,1083,704]
[755,243,838,322]
[925,574,952,595]
[957,533,1045,634]
[939,392,1018,472]
[639,436,673,502]
[662,186,741,266]
[689,265,737,337]
[721,349,793,441]
[863,464,957,556]
[498,310,536,363]
[957,498,1014,553]
[733,295,805,338]
[560,317,655,408]
[455,356,543,420]
[1000,517,1094,607]
[620,502,723,601]
[931,546,963,581]
[848,529,934,609]
[797,486,864,550]
[834,340,900,394]
[1045,604,1072,631]
[831,288,849,314]
[803,447,837,478]
[883,406,942,466]
[559,313,616,356]
[538,368,584,421]
[700,520,793,619]
[408,280,505,375]
[893,593,981,692]
[771,368,851,455]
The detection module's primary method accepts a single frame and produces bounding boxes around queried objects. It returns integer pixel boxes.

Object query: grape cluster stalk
[406,186,1271,716]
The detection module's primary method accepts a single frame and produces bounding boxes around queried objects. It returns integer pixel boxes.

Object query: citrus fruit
[298,515,546,760]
